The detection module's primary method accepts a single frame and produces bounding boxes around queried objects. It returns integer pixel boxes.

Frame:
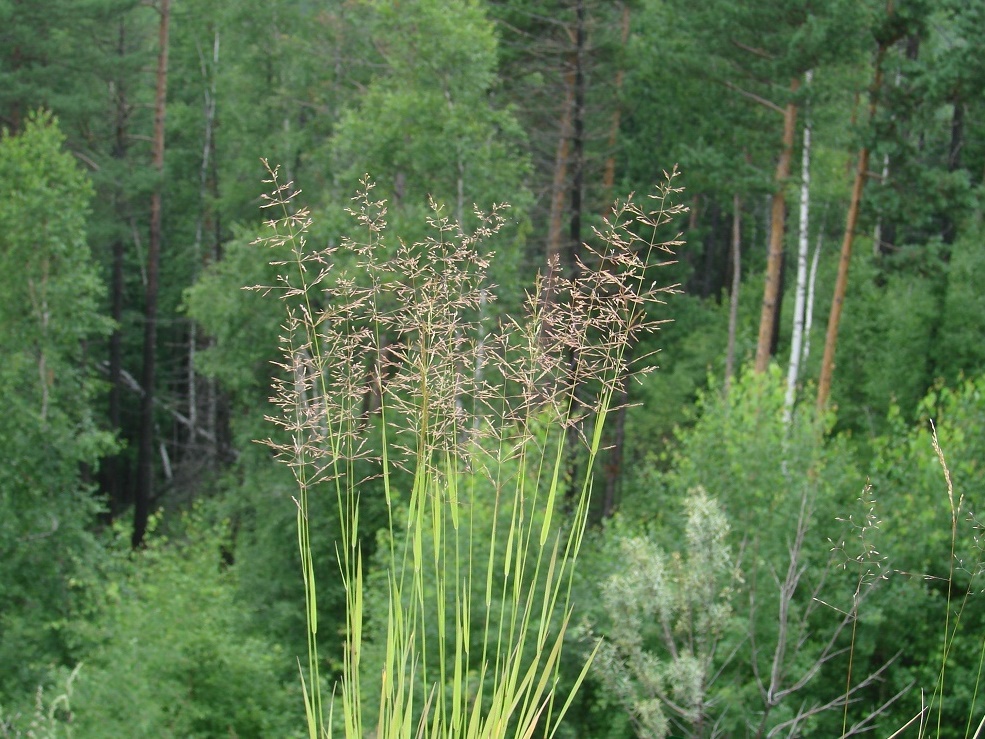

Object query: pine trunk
[754,77,800,372]
[133,0,170,548]
[601,2,630,200]
[544,67,574,305]
[599,2,631,517]
[563,0,586,505]
[817,38,887,412]
[105,17,130,519]
[568,0,586,275]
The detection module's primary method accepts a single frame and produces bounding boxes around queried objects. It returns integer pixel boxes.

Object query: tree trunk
[725,194,742,396]
[701,202,722,299]
[568,0,586,276]
[106,18,130,519]
[544,67,574,305]
[817,36,888,413]
[754,77,800,372]
[801,223,823,369]
[564,0,587,505]
[133,0,171,548]
[597,3,633,518]
[188,28,219,458]
[785,70,813,417]
[601,366,629,520]
[601,2,630,201]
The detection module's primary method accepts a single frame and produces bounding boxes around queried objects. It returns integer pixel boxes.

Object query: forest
[1,0,984,736]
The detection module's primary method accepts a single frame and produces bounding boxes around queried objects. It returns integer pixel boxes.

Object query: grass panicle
[249,161,682,738]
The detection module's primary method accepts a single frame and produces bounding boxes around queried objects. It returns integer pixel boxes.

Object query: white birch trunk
[785,70,813,418]
[802,229,823,366]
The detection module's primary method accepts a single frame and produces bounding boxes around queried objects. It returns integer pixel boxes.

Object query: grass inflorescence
[249,161,682,738]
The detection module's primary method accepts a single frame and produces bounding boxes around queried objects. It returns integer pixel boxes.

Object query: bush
[67,514,300,738]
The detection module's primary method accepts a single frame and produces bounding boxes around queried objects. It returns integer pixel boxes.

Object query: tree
[666,0,873,372]
[331,0,530,222]
[489,0,640,264]
[817,1,895,413]
[597,369,905,736]
[785,70,814,416]
[0,112,112,695]
[587,489,737,738]
[133,0,171,548]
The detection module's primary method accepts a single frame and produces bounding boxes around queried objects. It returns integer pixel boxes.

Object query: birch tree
[668,0,871,373]
[785,70,814,417]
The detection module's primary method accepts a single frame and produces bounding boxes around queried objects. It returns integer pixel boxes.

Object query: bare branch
[731,39,775,59]
[71,149,101,171]
[767,493,813,704]
[724,80,784,115]
[96,360,217,445]
[840,682,913,737]
[766,656,904,737]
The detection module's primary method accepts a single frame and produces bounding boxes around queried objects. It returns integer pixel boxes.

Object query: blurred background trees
[2,0,984,735]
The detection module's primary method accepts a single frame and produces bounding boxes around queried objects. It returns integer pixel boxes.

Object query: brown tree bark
[601,2,630,200]
[816,29,889,413]
[568,0,586,276]
[601,366,629,520]
[563,0,587,506]
[544,66,574,306]
[598,2,633,518]
[754,77,800,372]
[133,0,171,548]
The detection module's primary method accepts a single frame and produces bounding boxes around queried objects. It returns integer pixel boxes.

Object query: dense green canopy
[1,1,984,736]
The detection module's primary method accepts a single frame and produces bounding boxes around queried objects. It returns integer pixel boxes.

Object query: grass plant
[881,423,985,739]
[250,161,683,738]
[916,424,985,739]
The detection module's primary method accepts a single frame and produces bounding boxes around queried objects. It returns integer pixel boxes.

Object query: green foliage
[0,664,81,739]
[184,226,284,404]
[329,0,531,296]
[938,220,985,383]
[606,369,985,737]
[7,2,985,736]
[864,378,985,738]
[832,246,940,434]
[870,377,985,575]
[68,514,300,738]
[603,368,900,736]
[636,367,861,544]
[0,112,113,697]
[587,489,737,738]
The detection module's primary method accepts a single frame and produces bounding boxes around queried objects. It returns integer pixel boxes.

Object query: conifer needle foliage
[250,160,683,738]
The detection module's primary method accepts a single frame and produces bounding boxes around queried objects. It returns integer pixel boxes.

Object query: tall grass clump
[249,161,683,738]
[891,424,985,739]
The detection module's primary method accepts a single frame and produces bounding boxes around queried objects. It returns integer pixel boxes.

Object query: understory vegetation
[3,0,985,737]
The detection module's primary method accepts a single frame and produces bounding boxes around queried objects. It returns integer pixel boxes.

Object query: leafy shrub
[67,514,300,738]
